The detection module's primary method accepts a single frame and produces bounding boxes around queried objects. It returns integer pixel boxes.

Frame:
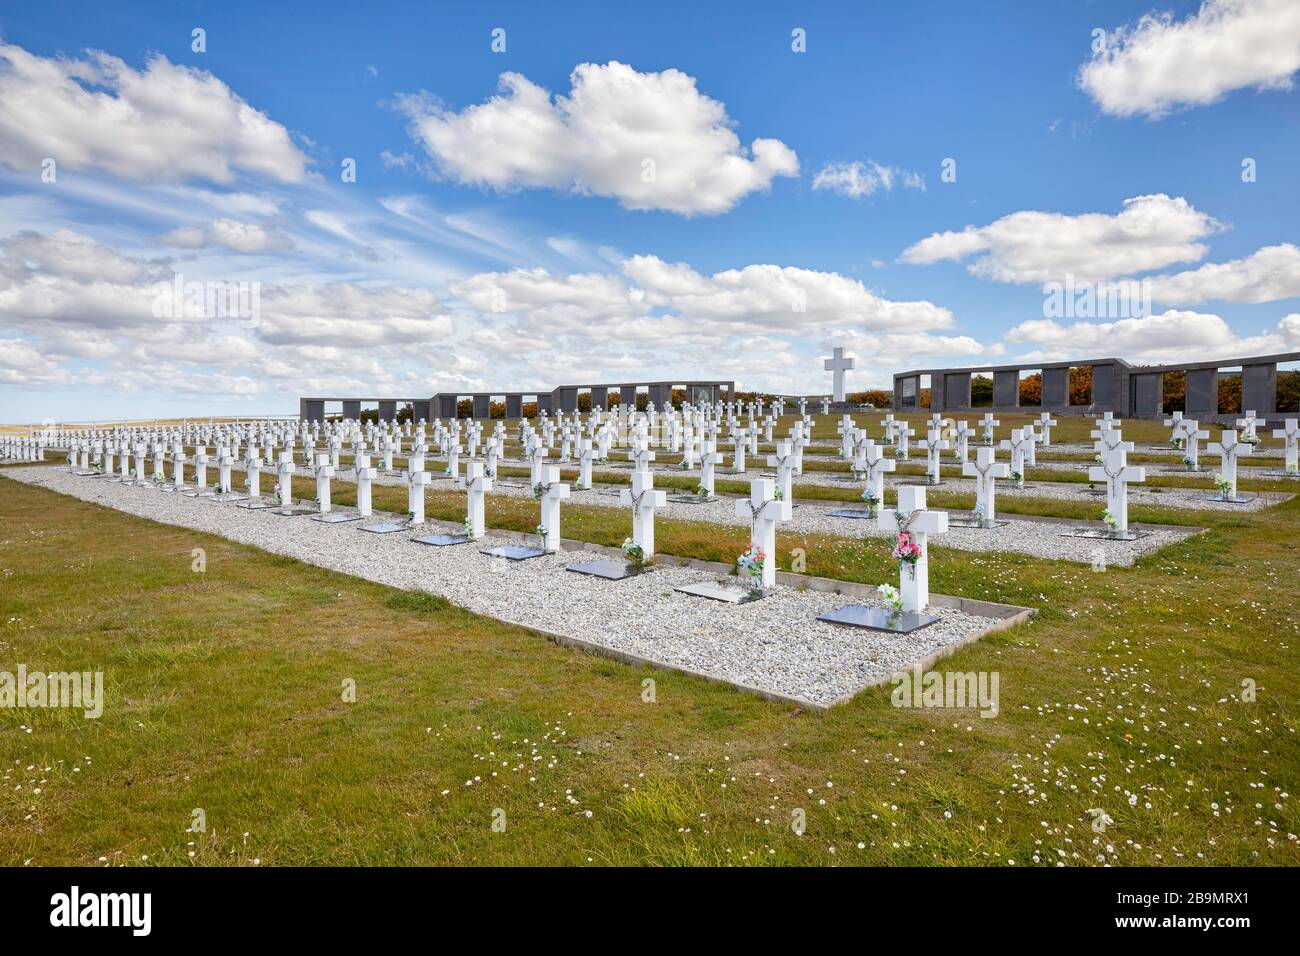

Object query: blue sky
[1,0,1298,421]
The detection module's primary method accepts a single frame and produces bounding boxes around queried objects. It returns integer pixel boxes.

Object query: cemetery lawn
[1,473,1297,866]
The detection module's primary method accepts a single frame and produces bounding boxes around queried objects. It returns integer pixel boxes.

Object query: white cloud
[253,283,452,347]
[812,161,924,199]
[1148,243,1300,305]
[160,219,292,253]
[396,61,798,216]
[0,42,309,183]
[1004,309,1300,363]
[900,194,1220,283]
[1078,0,1300,118]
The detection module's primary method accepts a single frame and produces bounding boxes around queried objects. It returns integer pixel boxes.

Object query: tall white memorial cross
[919,427,951,484]
[823,347,855,403]
[962,446,1010,524]
[619,469,667,558]
[536,465,570,553]
[1272,418,1299,473]
[314,453,335,512]
[1208,429,1252,498]
[766,440,797,502]
[1087,444,1145,532]
[877,485,948,613]
[735,477,791,588]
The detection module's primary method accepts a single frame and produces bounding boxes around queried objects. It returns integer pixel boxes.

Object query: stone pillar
[620,385,638,407]
[506,395,523,419]
[590,386,608,411]
[343,400,361,420]
[558,387,577,412]
[379,400,397,423]
[1042,367,1068,407]
[1186,368,1217,416]
[472,395,490,420]
[992,370,1019,408]
[1131,372,1162,417]
[1242,362,1277,415]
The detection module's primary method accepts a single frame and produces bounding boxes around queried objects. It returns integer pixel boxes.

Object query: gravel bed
[7,466,1009,708]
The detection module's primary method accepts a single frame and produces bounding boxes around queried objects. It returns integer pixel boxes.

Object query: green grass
[1,464,1298,867]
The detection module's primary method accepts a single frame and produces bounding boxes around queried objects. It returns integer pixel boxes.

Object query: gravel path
[7,466,1011,709]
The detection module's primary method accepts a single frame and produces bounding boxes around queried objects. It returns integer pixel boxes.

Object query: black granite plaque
[480,545,547,561]
[817,604,939,633]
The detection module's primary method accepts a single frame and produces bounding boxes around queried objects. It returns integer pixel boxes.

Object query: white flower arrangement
[861,488,880,517]
[972,502,986,526]
[1182,455,1196,470]
[695,483,709,497]
[536,524,548,547]
[774,487,785,501]
[877,583,903,613]
[1010,470,1023,487]
[1102,509,1118,536]
[1212,472,1234,498]
[463,514,474,537]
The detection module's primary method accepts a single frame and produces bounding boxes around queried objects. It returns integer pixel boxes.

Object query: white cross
[193,447,209,491]
[962,446,1010,523]
[354,452,375,517]
[1208,429,1253,498]
[170,443,187,491]
[878,485,948,613]
[999,427,1033,480]
[919,426,951,484]
[456,460,494,538]
[894,422,915,460]
[1088,443,1145,532]
[1272,418,1299,472]
[1037,412,1058,447]
[1163,410,1184,446]
[766,440,796,502]
[619,469,667,558]
[859,441,895,508]
[276,452,296,510]
[528,442,549,486]
[314,453,335,512]
[536,465,570,553]
[1236,410,1261,442]
[979,413,999,445]
[953,420,976,462]
[731,428,749,473]
[1175,419,1210,469]
[244,452,263,497]
[699,439,722,496]
[406,458,431,524]
[735,477,791,588]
